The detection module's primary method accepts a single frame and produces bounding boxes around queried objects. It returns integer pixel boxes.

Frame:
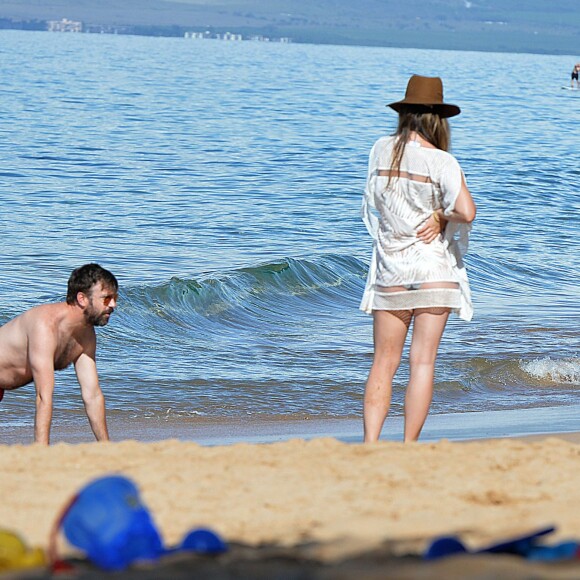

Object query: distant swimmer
[571,63,580,89]
[0,264,118,444]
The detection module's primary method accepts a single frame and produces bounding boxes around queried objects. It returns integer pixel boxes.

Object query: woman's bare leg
[364,309,411,442]
[404,307,450,442]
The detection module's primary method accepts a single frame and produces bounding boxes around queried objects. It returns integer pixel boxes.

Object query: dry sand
[1,434,580,578]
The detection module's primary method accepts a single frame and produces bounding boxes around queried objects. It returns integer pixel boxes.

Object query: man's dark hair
[66,264,118,305]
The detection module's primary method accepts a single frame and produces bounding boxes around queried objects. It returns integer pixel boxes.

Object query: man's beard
[84,304,113,327]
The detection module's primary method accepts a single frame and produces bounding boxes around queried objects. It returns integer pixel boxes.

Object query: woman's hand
[416,212,444,244]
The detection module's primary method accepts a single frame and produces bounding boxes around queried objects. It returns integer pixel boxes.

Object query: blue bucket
[61,475,163,571]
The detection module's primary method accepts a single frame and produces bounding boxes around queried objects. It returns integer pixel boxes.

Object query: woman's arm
[439,174,476,224]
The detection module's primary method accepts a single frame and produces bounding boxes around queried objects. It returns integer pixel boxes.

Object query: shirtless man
[0,264,118,444]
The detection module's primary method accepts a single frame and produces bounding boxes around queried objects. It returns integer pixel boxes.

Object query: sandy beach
[1,433,580,578]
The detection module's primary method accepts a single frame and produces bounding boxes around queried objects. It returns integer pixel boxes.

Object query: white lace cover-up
[360,136,473,321]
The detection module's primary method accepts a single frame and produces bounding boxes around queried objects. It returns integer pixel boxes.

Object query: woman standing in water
[360,75,476,442]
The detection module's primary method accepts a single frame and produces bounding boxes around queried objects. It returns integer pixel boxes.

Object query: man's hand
[34,387,53,445]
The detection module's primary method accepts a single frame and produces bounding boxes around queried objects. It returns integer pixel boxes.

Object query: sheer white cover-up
[360,136,473,321]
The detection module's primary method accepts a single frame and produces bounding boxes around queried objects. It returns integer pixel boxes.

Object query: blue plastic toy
[180,528,228,554]
[425,526,579,561]
[61,475,164,571]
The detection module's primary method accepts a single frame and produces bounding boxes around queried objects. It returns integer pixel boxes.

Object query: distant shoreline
[1,21,578,58]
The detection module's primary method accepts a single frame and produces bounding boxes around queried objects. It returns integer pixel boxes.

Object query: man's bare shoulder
[18,302,70,329]
[3,302,86,340]
[26,303,95,341]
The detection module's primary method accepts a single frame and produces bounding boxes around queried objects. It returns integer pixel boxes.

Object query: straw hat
[388,75,460,118]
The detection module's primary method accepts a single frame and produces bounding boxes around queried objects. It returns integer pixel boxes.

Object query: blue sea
[1,30,578,444]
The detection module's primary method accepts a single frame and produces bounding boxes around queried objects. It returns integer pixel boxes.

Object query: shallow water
[0,31,578,440]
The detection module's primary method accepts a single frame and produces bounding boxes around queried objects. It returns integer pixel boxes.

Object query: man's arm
[28,325,57,445]
[75,348,109,442]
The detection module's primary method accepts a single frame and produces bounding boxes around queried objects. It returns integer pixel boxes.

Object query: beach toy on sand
[426,525,555,559]
[57,475,164,571]
[179,528,227,554]
[51,475,228,571]
[526,541,580,561]
[425,525,580,561]
[0,530,46,572]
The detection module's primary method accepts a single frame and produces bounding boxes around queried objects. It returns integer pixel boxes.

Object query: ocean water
[0,31,578,442]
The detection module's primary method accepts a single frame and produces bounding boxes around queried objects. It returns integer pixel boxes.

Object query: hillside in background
[0,0,578,54]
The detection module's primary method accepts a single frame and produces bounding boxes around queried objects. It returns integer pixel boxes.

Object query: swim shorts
[572,72,579,80]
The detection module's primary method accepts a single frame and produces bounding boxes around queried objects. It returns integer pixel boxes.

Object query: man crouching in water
[0,264,118,444]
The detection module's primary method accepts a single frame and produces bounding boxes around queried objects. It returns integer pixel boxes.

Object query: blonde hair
[388,106,451,186]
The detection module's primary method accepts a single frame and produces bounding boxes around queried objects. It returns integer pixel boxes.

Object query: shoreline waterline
[2,404,579,446]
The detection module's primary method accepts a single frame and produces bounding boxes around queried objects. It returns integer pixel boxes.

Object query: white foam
[521,357,580,385]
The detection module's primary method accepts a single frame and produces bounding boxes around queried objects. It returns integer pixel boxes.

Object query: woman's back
[368,136,463,250]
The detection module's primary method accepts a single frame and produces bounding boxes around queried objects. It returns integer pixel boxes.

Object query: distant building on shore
[217,32,243,41]
[47,18,83,33]
[184,31,211,39]
[184,30,291,43]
